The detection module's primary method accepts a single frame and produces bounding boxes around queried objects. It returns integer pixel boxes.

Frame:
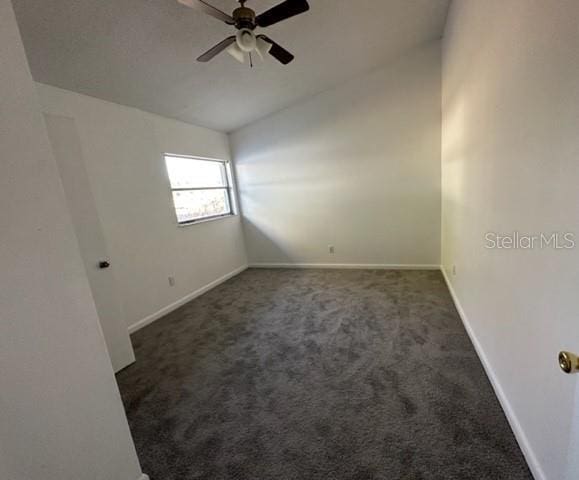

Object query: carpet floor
[116,269,532,480]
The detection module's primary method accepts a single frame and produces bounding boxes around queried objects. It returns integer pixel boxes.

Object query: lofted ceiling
[13,0,450,132]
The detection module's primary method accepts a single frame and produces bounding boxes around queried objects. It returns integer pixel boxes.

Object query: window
[164,154,234,225]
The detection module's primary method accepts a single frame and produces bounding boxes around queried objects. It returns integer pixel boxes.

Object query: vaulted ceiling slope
[13,0,450,132]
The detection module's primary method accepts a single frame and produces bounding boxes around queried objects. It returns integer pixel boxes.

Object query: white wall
[442,1,579,479]
[230,43,441,268]
[0,0,143,478]
[37,84,248,331]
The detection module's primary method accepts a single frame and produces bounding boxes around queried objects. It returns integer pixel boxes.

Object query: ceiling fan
[178,0,310,65]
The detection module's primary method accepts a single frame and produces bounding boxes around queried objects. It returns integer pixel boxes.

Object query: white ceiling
[13,0,450,132]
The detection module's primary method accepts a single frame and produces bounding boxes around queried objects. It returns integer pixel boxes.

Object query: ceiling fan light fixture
[227,43,246,63]
[236,29,256,53]
[255,36,272,60]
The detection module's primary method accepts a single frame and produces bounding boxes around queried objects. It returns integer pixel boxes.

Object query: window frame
[164,153,236,226]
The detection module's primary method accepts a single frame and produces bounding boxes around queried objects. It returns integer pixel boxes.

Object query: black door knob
[98,261,110,269]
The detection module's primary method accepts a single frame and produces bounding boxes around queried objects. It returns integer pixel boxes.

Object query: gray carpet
[116,269,532,480]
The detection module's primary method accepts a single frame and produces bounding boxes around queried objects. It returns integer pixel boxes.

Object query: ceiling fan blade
[197,36,237,62]
[255,0,310,28]
[257,35,294,65]
[178,0,234,24]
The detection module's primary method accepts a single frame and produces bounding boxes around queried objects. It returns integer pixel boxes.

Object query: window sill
[177,213,236,228]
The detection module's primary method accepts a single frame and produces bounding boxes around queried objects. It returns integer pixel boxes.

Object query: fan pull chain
[249,51,253,68]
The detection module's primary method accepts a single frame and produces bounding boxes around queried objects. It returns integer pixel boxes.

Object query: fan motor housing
[233,6,256,30]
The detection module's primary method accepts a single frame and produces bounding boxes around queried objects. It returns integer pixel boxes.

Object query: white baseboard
[138,475,149,480]
[249,263,441,270]
[128,265,248,334]
[440,267,545,480]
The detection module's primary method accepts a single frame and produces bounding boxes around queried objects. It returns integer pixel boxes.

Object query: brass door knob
[559,351,579,374]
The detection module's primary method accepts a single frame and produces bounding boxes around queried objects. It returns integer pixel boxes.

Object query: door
[563,359,579,479]
[44,113,135,372]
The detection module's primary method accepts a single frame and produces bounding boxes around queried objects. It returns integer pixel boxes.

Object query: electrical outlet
[168,276,175,287]
[328,245,335,254]
[452,265,457,276]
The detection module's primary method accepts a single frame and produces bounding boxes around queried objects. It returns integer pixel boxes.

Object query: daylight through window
[165,154,234,224]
